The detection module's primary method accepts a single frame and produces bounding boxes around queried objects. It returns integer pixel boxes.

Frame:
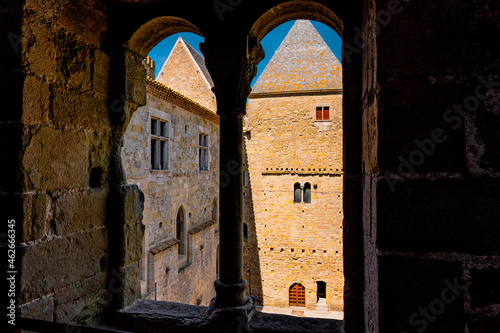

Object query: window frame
[150,116,170,171]
[198,132,209,171]
[314,105,331,122]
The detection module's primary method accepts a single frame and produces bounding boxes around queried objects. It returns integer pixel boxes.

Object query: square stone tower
[244,20,344,312]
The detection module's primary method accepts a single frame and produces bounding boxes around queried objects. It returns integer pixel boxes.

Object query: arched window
[176,207,185,255]
[294,183,302,203]
[243,223,248,240]
[303,183,311,203]
[289,283,306,307]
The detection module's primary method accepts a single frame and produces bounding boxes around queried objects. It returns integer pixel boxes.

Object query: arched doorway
[289,283,306,307]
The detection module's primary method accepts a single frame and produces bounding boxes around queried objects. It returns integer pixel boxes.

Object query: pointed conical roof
[251,20,342,95]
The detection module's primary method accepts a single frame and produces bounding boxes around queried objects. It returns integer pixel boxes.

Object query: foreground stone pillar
[201,37,264,312]
[215,109,246,306]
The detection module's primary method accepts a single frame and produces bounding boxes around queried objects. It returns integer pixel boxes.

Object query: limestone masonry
[121,46,219,305]
[243,20,344,311]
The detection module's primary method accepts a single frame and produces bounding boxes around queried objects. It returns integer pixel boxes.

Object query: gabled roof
[183,41,214,88]
[156,37,214,90]
[251,20,342,95]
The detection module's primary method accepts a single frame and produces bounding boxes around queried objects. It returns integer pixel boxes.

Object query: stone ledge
[114,299,344,333]
[149,238,179,255]
[188,220,216,234]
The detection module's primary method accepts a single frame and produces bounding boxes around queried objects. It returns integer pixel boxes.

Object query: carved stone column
[200,37,264,309]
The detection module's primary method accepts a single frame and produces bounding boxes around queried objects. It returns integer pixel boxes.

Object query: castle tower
[156,37,217,112]
[244,20,344,314]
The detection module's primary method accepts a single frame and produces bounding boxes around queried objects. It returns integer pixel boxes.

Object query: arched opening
[243,15,344,317]
[176,206,186,255]
[294,182,302,203]
[243,223,248,240]
[303,183,311,204]
[121,16,220,307]
[289,283,306,307]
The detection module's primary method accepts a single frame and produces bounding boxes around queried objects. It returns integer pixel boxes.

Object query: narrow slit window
[304,183,311,203]
[199,133,209,171]
[294,183,302,203]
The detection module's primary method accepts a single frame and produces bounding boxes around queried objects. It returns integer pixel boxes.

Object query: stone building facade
[243,20,344,312]
[121,50,219,305]
[6,1,500,332]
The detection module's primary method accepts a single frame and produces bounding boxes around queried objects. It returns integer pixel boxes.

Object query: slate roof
[182,38,214,88]
[251,20,342,95]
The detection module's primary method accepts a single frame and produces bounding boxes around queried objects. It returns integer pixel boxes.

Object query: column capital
[200,36,264,111]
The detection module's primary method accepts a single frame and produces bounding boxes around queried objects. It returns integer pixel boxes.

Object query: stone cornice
[249,89,343,99]
[147,78,219,125]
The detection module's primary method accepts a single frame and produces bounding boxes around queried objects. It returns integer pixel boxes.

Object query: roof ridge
[251,20,342,94]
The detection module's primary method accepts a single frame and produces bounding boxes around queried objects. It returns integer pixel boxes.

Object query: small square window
[315,106,330,121]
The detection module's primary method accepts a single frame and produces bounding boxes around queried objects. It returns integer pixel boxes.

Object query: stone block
[53,272,107,325]
[379,254,465,333]
[92,49,111,98]
[467,314,500,333]
[18,295,54,321]
[120,262,141,308]
[377,178,500,255]
[22,74,50,124]
[22,191,49,242]
[376,0,485,78]
[123,222,145,266]
[20,228,107,303]
[120,185,144,225]
[52,188,108,236]
[469,265,500,308]
[55,0,108,48]
[0,123,23,192]
[377,79,465,174]
[51,84,109,130]
[22,126,89,191]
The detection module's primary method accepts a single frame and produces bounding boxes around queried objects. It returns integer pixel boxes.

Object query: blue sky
[148,20,342,87]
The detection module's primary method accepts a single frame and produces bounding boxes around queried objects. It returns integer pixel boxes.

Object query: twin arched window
[294,183,311,203]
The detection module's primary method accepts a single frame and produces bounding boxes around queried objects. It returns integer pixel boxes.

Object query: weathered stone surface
[120,262,142,308]
[376,0,478,78]
[53,272,108,325]
[50,84,109,130]
[469,265,500,308]
[22,74,50,124]
[18,295,54,322]
[55,0,108,48]
[379,255,465,333]
[52,188,109,236]
[20,228,107,303]
[119,184,144,226]
[92,49,111,98]
[22,126,89,191]
[22,191,49,242]
[378,79,466,174]
[377,178,500,255]
[123,222,145,266]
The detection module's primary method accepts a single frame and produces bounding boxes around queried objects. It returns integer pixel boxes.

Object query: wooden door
[289,283,305,307]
